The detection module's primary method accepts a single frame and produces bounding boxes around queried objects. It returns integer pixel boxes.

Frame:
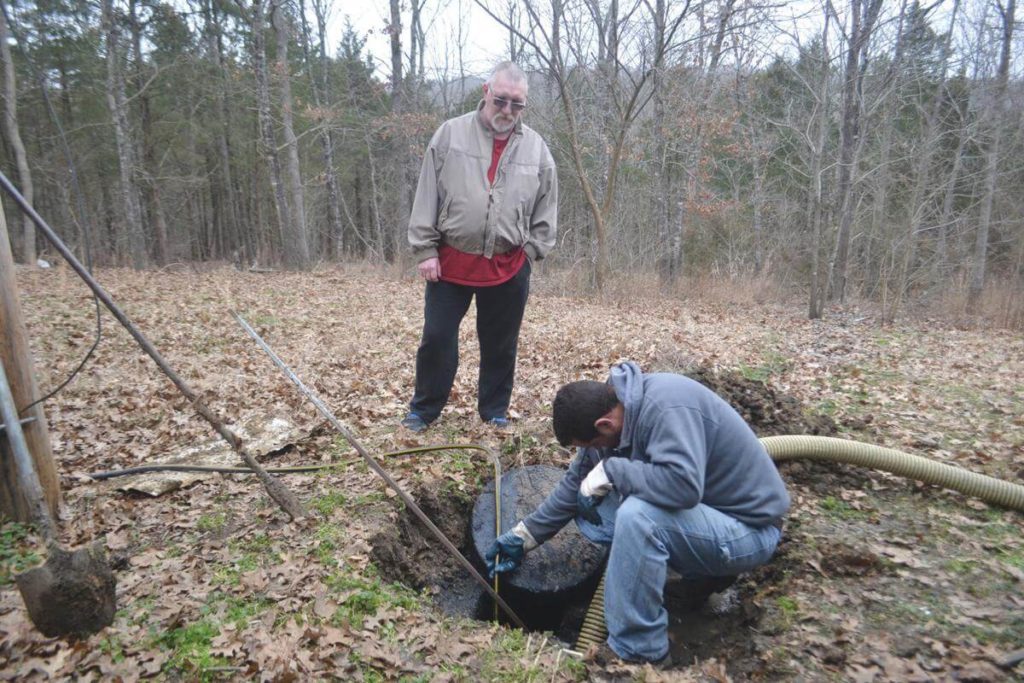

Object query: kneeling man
[487,361,789,664]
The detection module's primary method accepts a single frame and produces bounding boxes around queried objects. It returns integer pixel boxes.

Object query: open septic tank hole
[370,366,844,670]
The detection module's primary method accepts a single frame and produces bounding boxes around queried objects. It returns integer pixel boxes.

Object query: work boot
[664,574,737,612]
[400,413,428,433]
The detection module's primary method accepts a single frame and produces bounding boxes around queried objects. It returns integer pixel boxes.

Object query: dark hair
[552,381,620,446]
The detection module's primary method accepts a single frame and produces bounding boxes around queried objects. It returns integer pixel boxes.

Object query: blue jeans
[576,493,781,662]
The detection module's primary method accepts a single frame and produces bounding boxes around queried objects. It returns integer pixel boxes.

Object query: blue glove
[577,491,604,525]
[484,521,537,578]
[485,532,524,578]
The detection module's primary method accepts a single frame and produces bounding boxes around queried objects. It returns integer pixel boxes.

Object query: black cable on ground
[85,444,495,481]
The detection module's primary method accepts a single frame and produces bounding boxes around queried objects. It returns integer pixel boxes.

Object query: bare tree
[128,0,170,264]
[664,0,738,284]
[102,0,147,268]
[804,10,834,319]
[242,0,291,267]
[827,0,884,303]
[199,0,245,263]
[272,2,310,269]
[0,1,35,264]
[968,0,1015,308]
[299,0,345,260]
[476,0,691,288]
[884,0,961,322]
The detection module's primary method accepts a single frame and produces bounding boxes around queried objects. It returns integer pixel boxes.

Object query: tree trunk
[390,0,410,267]
[667,0,736,284]
[968,0,1015,308]
[250,0,291,266]
[102,0,147,269]
[305,0,345,260]
[0,198,59,522]
[828,0,883,303]
[202,0,243,263]
[888,0,961,321]
[129,0,169,265]
[272,4,310,269]
[807,17,831,321]
[0,2,35,265]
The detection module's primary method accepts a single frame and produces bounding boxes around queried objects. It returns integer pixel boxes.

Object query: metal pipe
[0,360,54,541]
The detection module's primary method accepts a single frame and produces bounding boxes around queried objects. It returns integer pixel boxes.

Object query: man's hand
[484,521,537,578]
[417,257,441,282]
[577,460,613,526]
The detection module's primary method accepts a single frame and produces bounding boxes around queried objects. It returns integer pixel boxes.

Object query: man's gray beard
[491,117,515,134]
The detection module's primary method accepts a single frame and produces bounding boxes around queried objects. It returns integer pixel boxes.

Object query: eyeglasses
[492,96,527,113]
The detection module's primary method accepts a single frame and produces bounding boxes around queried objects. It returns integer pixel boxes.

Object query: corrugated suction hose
[573,435,1024,651]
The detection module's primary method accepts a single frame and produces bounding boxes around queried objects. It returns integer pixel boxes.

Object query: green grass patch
[325,566,420,630]
[474,629,587,682]
[210,535,276,586]
[818,496,870,520]
[151,593,273,680]
[313,523,345,566]
[155,619,225,679]
[738,350,790,383]
[250,313,280,327]
[312,491,349,516]
[0,521,42,585]
[196,512,228,534]
[943,558,977,575]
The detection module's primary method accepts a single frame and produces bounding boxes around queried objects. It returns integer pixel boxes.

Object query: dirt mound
[682,366,838,437]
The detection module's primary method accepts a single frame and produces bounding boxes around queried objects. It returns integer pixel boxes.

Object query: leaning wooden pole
[0,195,59,522]
[0,171,305,520]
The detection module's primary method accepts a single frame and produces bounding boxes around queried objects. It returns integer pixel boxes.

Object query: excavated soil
[370,367,847,673]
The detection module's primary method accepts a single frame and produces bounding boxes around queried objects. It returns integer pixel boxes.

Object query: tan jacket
[408,103,558,263]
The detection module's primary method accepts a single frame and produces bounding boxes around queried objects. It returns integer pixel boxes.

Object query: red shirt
[438,135,527,286]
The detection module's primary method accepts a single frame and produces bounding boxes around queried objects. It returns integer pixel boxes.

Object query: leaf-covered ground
[1,265,1022,681]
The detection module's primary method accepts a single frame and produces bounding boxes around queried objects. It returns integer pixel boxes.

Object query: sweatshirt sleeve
[524,144,558,262]
[408,128,444,262]
[602,406,706,510]
[523,447,595,543]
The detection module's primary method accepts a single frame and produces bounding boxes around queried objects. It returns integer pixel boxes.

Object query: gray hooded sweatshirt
[524,362,790,543]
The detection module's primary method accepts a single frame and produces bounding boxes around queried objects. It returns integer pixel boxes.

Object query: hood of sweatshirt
[608,361,644,452]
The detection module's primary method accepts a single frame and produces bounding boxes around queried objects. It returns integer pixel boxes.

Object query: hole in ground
[369,482,773,673]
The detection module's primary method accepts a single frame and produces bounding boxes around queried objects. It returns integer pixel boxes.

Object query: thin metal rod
[0,360,54,541]
[0,415,36,432]
[234,312,527,629]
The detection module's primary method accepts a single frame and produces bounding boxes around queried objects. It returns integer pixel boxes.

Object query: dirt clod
[15,542,117,638]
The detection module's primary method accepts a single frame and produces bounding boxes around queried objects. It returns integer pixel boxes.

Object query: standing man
[486,361,789,665]
[402,62,557,432]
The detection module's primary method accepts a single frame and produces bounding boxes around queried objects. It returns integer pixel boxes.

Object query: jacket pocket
[516,204,530,243]
[437,196,453,233]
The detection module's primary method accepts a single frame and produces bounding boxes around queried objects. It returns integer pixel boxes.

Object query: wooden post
[0,196,60,521]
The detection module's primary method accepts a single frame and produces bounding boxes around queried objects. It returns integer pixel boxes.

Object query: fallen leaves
[0,266,1020,680]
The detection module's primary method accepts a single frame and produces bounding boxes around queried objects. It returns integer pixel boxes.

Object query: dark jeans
[409,260,531,423]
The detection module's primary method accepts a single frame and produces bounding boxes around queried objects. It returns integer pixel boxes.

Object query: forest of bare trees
[0,0,1021,322]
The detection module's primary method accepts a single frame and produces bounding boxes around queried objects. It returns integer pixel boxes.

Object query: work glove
[484,521,538,578]
[577,460,613,526]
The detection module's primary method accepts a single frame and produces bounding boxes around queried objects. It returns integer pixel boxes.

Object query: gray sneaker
[401,413,428,432]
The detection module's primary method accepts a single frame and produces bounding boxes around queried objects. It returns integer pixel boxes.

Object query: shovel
[0,359,116,638]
